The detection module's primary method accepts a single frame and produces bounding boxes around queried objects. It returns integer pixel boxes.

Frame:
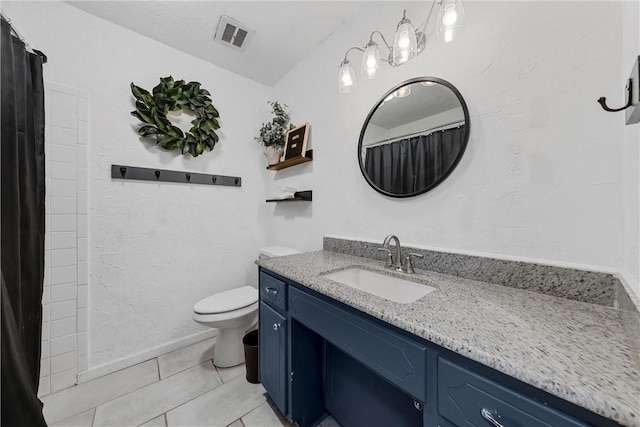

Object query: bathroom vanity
[257,249,639,427]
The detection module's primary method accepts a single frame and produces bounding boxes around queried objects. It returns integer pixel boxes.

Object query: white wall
[3,1,272,372]
[272,2,630,284]
[621,1,640,299]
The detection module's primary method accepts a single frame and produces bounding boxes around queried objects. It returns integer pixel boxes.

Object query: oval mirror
[358,77,470,197]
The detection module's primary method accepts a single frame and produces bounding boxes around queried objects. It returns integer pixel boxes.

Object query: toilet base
[213,320,258,368]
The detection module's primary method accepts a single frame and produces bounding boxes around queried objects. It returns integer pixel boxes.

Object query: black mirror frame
[357,77,471,198]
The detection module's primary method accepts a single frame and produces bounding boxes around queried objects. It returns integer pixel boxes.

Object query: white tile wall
[51,335,77,357]
[51,317,76,339]
[50,197,77,214]
[50,266,76,285]
[51,300,77,320]
[51,232,77,249]
[40,82,89,396]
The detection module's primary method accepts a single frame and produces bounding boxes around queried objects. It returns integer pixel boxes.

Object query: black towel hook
[185,173,191,182]
[598,78,634,112]
[120,167,127,178]
[155,170,161,179]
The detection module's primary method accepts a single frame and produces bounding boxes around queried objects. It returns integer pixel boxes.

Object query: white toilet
[192,246,299,368]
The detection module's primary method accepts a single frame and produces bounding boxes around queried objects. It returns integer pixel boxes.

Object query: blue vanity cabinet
[259,268,619,427]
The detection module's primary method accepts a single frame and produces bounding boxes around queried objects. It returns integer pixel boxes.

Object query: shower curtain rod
[366,119,465,148]
[1,11,47,63]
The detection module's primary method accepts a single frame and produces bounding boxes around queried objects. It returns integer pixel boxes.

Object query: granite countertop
[257,250,640,427]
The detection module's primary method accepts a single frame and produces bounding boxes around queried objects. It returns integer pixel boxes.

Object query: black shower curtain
[365,127,465,194]
[1,17,48,427]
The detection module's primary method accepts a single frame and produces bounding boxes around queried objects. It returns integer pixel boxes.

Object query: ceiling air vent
[214,16,254,51]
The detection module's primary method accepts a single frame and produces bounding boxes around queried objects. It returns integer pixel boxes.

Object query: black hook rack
[112,165,242,188]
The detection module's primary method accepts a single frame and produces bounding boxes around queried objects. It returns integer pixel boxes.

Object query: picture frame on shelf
[283,122,310,161]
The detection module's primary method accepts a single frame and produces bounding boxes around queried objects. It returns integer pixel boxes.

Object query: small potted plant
[256,101,295,165]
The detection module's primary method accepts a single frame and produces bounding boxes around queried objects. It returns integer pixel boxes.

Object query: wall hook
[234,178,239,185]
[155,170,161,180]
[120,167,127,178]
[597,79,634,112]
[212,176,217,184]
[185,173,191,182]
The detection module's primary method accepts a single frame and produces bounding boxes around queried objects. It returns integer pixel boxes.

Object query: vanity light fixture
[337,0,466,93]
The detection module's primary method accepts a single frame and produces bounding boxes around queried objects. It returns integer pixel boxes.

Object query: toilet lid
[194,286,258,314]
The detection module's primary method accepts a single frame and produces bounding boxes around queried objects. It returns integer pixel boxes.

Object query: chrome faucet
[377,235,424,274]
[381,235,404,272]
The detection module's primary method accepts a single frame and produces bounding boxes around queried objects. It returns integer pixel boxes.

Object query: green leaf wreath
[130,76,220,157]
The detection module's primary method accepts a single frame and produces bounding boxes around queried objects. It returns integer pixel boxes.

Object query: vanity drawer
[289,286,427,402]
[260,271,287,311]
[437,357,588,427]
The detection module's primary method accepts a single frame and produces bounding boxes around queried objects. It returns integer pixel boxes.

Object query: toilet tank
[259,246,300,259]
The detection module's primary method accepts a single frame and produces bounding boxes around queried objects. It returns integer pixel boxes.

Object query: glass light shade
[436,0,466,43]
[337,59,357,93]
[392,19,417,65]
[361,42,381,79]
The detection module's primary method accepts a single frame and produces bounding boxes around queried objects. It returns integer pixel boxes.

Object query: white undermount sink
[322,267,436,304]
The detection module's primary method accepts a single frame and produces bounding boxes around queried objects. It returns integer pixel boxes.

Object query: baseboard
[77,329,217,384]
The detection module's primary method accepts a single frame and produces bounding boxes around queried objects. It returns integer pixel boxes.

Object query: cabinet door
[259,302,288,415]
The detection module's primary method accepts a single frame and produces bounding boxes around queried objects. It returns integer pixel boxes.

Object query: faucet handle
[403,253,424,274]
[377,247,394,268]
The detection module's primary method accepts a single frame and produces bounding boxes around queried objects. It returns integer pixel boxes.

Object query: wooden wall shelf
[266,150,313,171]
[266,191,312,203]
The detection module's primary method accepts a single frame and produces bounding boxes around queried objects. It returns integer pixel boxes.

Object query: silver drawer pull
[272,323,281,331]
[481,409,504,427]
[265,287,278,295]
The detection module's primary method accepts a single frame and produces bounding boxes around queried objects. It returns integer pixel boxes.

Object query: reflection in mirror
[358,77,469,197]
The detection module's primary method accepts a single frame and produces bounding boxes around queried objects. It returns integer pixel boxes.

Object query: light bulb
[361,42,380,79]
[444,28,454,43]
[341,70,352,86]
[442,5,458,26]
[337,59,357,93]
[397,31,410,49]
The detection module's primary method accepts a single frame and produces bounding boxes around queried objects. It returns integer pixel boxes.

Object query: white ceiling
[66,1,367,86]
[372,82,463,129]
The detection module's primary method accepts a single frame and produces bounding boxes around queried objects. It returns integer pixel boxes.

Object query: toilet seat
[194,286,258,314]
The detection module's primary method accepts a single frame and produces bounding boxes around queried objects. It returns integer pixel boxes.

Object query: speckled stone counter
[257,250,640,427]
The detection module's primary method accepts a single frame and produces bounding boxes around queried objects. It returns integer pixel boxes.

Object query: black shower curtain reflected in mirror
[1,17,48,427]
[364,127,465,195]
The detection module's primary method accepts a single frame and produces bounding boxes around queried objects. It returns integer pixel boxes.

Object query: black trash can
[243,330,259,384]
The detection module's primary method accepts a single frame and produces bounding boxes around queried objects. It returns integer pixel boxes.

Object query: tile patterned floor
[44,337,340,427]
